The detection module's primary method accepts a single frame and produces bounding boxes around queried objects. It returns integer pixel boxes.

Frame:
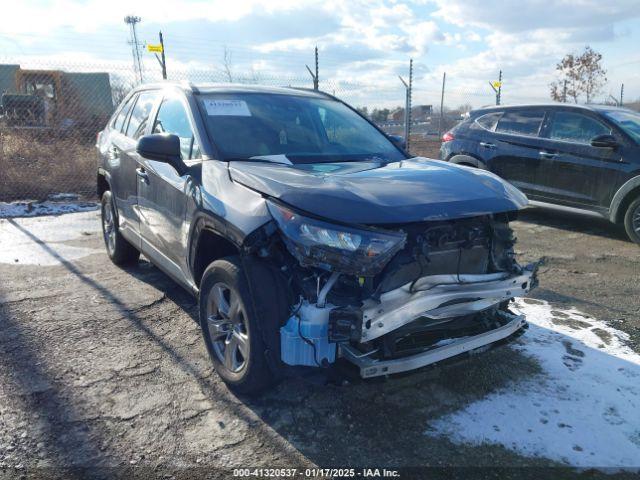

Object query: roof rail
[178,80,199,93]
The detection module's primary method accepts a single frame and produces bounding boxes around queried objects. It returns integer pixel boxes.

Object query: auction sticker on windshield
[204,99,251,116]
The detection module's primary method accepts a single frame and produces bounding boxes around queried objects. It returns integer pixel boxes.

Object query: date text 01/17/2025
[232,468,401,478]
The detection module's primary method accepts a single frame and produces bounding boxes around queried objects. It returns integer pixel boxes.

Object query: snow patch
[0,200,98,218]
[0,211,101,265]
[426,299,640,468]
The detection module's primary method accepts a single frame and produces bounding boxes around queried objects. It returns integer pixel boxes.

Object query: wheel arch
[97,168,111,198]
[448,153,487,169]
[609,175,640,224]
[189,215,244,288]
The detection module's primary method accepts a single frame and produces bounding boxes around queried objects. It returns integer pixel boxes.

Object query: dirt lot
[0,205,639,479]
[409,136,442,159]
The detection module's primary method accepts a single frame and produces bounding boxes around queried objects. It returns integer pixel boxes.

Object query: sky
[1,0,639,109]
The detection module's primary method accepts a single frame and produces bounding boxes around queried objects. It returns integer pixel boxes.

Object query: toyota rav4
[97,83,538,394]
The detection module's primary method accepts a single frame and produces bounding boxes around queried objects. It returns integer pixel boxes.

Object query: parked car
[440,104,640,244]
[97,83,538,394]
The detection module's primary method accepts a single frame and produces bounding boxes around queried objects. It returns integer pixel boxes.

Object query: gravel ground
[515,207,640,351]
[0,206,639,479]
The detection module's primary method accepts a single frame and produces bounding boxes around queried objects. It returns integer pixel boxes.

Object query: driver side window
[153,97,201,160]
[548,111,611,144]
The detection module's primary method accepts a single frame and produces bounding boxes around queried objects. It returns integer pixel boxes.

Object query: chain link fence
[0,56,630,202]
[0,60,380,201]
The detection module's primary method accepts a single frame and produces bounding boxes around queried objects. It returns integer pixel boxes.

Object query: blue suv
[441,104,640,244]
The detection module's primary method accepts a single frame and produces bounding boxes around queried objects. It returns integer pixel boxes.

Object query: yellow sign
[492,81,502,89]
[147,44,163,53]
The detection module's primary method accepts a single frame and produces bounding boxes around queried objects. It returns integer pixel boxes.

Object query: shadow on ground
[518,207,628,241]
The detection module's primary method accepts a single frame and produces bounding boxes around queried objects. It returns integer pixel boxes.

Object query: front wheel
[623,197,640,245]
[199,256,277,394]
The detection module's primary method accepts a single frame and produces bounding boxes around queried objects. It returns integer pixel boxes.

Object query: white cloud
[1,0,311,35]
[431,0,640,33]
[1,0,638,106]
[420,0,640,104]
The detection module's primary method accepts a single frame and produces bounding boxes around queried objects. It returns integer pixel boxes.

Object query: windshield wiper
[225,156,287,165]
[249,154,293,165]
[225,155,293,165]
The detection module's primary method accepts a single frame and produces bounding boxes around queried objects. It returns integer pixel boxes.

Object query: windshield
[197,93,405,163]
[603,110,640,144]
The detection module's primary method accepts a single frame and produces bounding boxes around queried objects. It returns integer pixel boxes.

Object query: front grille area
[374,216,493,294]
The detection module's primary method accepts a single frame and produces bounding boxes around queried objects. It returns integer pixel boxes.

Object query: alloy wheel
[633,203,640,235]
[102,199,116,254]
[206,282,250,373]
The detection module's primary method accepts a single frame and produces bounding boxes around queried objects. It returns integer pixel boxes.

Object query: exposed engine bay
[250,204,538,378]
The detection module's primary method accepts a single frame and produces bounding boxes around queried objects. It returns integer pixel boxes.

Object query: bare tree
[110,76,135,106]
[550,46,607,104]
[223,46,234,83]
[370,108,392,122]
[248,65,259,83]
[456,103,473,114]
[356,106,369,118]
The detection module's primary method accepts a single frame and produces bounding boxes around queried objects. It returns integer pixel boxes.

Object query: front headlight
[267,200,406,276]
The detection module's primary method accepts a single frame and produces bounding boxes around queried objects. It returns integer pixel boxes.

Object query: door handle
[479,142,496,149]
[136,167,149,183]
[539,151,558,159]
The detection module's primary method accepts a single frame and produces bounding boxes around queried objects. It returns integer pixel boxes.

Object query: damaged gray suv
[97,83,538,394]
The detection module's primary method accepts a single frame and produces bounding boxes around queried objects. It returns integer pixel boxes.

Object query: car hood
[229,158,527,225]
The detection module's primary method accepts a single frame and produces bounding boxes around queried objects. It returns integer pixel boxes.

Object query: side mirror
[388,134,406,150]
[590,134,618,149]
[136,133,187,174]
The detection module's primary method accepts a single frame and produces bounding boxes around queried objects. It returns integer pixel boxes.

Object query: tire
[449,154,482,168]
[100,190,140,265]
[199,256,278,394]
[623,196,640,245]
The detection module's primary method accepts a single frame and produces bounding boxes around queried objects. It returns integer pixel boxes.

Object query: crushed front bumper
[341,310,527,378]
[337,265,537,378]
[359,268,536,342]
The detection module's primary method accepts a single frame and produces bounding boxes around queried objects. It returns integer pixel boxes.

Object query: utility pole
[159,31,167,80]
[398,58,413,152]
[563,79,567,103]
[620,83,624,106]
[306,46,319,90]
[488,70,502,105]
[438,72,446,137]
[147,31,167,80]
[124,15,144,83]
[315,46,319,90]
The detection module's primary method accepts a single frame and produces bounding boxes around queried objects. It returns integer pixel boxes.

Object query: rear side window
[548,111,610,144]
[496,110,545,137]
[113,96,135,133]
[472,112,502,131]
[125,91,158,139]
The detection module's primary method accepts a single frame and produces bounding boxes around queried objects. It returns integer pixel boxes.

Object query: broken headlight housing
[267,200,406,276]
